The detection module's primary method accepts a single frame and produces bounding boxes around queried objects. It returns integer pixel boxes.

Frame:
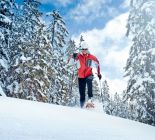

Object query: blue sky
[16,0,131,94]
[39,0,128,35]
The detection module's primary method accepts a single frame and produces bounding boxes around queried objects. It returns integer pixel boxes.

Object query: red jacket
[76,53,100,78]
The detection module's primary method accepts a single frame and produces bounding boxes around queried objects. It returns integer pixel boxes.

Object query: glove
[73,53,78,59]
[98,74,102,80]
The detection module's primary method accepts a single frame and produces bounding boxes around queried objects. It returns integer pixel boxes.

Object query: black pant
[78,76,93,107]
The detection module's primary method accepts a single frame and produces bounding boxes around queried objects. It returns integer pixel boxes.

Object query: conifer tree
[101,80,111,113]
[125,0,155,125]
[46,10,71,105]
[0,0,15,94]
[7,0,54,102]
[93,79,100,101]
[65,39,79,106]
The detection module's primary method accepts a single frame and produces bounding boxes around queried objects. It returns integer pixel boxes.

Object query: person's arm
[89,54,102,80]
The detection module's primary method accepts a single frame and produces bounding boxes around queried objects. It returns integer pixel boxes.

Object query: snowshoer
[72,42,102,108]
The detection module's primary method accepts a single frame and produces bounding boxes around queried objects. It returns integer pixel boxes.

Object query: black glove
[73,53,78,59]
[98,74,102,80]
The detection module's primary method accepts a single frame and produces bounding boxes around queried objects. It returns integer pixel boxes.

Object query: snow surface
[0,97,155,140]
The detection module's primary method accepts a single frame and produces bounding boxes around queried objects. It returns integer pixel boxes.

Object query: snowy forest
[0,0,155,126]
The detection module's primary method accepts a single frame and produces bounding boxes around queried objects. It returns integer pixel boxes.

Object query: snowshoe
[85,102,95,108]
[85,99,94,108]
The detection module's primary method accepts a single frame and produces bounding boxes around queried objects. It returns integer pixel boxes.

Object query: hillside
[0,97,155,140]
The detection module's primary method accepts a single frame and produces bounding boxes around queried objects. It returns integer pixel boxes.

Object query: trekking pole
[79,35,84,49]
[67,35,84,97]
[99,79,103,103]
[66,35,84,64]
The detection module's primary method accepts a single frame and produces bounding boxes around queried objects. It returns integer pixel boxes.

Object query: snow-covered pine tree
[112,92,121,116]
[66,39,77,56]
[7,0,54,102]
[125,0,155,125]
[65,39,79,106]
[0,0,15,95]
[106,97,115,115]
[5,1,23,97]
[101,80,111,113]
[112,92,126,118]
[46,10,70,105]
[119,90,132,119]
[107,92,130,119]
[92,79,100,101]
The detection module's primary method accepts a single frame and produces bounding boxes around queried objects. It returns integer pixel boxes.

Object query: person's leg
[86,76,93,99]
[78,78,86,107]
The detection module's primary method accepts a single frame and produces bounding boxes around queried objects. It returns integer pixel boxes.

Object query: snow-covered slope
[0,97,155,140]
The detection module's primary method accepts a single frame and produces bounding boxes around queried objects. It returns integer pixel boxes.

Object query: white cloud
[70,0,114,22]
[107,7,120,18]
[41,0,72,7]
[72,12,131,95]
[104,46,130,69]
[57,0,72,6]
[120,0,130,9]
[107,78,127,95]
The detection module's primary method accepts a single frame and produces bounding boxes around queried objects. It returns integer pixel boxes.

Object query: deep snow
[0,97,155,140]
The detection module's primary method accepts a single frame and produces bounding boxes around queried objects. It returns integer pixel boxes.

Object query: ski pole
[99,79,103,103]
